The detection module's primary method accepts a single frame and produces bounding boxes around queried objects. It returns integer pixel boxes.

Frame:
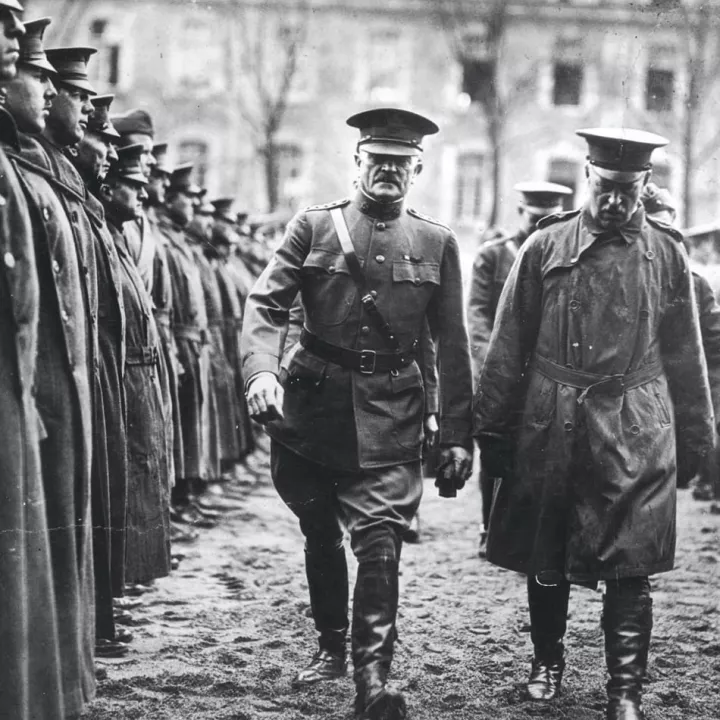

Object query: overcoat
[474,206,715,583]
[158,214,212,480]
[241,193,473,471]
[0,111,64,720]
[11,133,97,714]
[110,221,171,584]
[85,194,128,602]
[466,233,520,381]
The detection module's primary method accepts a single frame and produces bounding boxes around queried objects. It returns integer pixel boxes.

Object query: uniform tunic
[11,133,97,715]
[0,110,64,720]
[110,222,172,584]
[242,194,473,472]
[158,214,212,480]
[474,206,715,583]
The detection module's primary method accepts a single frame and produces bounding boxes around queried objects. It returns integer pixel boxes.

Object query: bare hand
[245,372,284,424]
[423,413,438,454]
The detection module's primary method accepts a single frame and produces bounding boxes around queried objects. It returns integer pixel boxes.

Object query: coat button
[42,207,50,221]
[630,424,640,435]
[360,326,370,335]
[4,252,15,269]
[376,222,386,230]
[328,265,336,273]
[645,250,655,261]
[52,260,60,273]
[570,300,580,310]
[375,254,385,263]
[370,290,378,298]
[564,421,573,432]
[0,194,6,206]
[61,310,69,322]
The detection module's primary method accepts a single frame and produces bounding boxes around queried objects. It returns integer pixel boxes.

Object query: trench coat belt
[531,353,664,405]
[300,328,417,375]
[126,345,159,366]
[154,308,171,329]
[174,324,208,344]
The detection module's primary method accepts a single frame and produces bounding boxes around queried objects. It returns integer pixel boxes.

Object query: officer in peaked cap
[474,127,712,720]
[110,108,156,177]
[211,197,236,223]
[152,141,172,176]
[467,179,572,558]
[147,141,172,209]
[44,46,96,94]
[89,94,121,141]
[73,93,120,190]
[4,16,58,134]
[241,107,472,720]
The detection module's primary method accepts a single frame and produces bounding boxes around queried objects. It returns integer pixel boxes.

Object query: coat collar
[581,204,645,245]
[352,188,404,221]
[0,108,21,151]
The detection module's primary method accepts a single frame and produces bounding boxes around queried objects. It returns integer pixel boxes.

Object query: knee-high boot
[526,576,570,701]
[352,557,406,720]
[602,591,652,720]
[293,539,349,686]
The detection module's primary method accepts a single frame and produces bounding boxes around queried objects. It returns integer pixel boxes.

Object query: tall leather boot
[352,558,407,720]
[602,591,652,720]
[526,576,570,701]
[293,539,349,686]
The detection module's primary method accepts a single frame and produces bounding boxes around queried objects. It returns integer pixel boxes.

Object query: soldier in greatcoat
[0,6,64,717]
[466,181,571,556]
[241,108,473,720]
[6,41,99,715]
[100,143,172,586]
[473,128,715,720]
[72,91,131,655]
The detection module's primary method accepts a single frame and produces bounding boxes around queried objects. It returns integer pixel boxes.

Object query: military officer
[467,181,571,557]
[241,108,473,720]
[474,129,715,720]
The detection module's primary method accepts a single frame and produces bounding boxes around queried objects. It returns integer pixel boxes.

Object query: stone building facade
[27,0,720,253]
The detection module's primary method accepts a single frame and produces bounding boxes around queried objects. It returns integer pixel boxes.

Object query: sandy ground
[87,464,720,720]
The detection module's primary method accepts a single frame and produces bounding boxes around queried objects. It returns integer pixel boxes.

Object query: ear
[641,170,651,188]
[584,163,590,180]
[354,152,362,169]
[413,160,423,177]
[99,182,113,203]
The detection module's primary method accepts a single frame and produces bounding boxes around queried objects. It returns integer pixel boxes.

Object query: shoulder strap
[329,207,400,352]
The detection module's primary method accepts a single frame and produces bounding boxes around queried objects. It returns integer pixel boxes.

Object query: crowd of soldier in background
[0,5,285,718]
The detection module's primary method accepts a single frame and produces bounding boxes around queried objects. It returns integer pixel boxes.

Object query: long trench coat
[110,222,172,584]
[85,195,127,607]
[11,133,97,714]
[191,238,242,467]
[474,206,715,583]
[159,215,212,481]
[0,114,64,720]
[241,194,473,471]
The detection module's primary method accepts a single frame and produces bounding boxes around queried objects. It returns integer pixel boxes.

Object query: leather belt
[531,354,663,405]
[126,346,159,366]
[174,324,208,344]
[300,328,416,375]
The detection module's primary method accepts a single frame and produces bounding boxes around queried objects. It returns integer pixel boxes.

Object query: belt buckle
[359,350,376,375]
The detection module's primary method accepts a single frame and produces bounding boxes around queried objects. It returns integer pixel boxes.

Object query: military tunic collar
[353,189,404,221]
[581,204,645,245]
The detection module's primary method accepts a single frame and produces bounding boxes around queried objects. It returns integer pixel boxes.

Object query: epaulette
[305,198,351,212]
[407,207,452,231]
[646,214,685,243]
[536,208,581,229]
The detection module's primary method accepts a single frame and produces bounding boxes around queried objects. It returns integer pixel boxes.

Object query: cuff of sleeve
[425,393,439,415]
[439,417,472,449]
[243,352,280,382]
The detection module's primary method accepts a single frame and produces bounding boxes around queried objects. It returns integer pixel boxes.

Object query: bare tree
[235,0,311,212]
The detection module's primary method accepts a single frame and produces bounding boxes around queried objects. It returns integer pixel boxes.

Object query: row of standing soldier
[0,5,268,718]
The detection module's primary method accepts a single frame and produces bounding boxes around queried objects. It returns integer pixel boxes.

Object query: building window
[553,62,583,106]
[461,59,496,106]
[646,68,674,112]
[173,15,226,94]
[177,140,209,188]
[366,29,403,102]
[88,18,122,88]
[547,158,580,211]
[455,152,484,221]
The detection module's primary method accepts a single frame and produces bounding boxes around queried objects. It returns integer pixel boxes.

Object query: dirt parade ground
[88,462,720,720]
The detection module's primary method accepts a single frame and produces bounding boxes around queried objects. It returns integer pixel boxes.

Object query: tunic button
[570,300,580,310]
[564,421,573,432]
[414,278,421,285]
[328,265,336,273]
[61,311,69,322]
[52,260,60,273]
[0,194,6,206]
[42,207,50,221]
[370,290,378,298]
[4,252,15,269]
[375,254,385,263]
[376,222,386,230]
[645,250,655,261]
[360,326,370,335]
[630,424,640,435]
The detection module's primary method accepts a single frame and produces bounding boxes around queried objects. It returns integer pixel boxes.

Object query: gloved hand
[435,445,473,498]
[478,435,514,479]
[245,371,284,424]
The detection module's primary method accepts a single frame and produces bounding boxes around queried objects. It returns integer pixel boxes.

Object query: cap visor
[0,1,24,12]
[591,165,646,183]
[20,59,58,74]
[359,141,420,157]
[58,78,97,95]
[524,204,563,216]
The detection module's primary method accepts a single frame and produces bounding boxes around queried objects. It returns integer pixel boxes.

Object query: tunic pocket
[389,362,424,450]
[301,248,356,326]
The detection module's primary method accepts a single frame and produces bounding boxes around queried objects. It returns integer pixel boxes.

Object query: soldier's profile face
[5,66,56,133]
[47,86,93,145]
[0,9,23,84]
[124,133,155,177]
[76,132,110,181]
[355,150,420,203]
[147,173,166,206]
[586,165,647,230]
[111,178,145,220]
